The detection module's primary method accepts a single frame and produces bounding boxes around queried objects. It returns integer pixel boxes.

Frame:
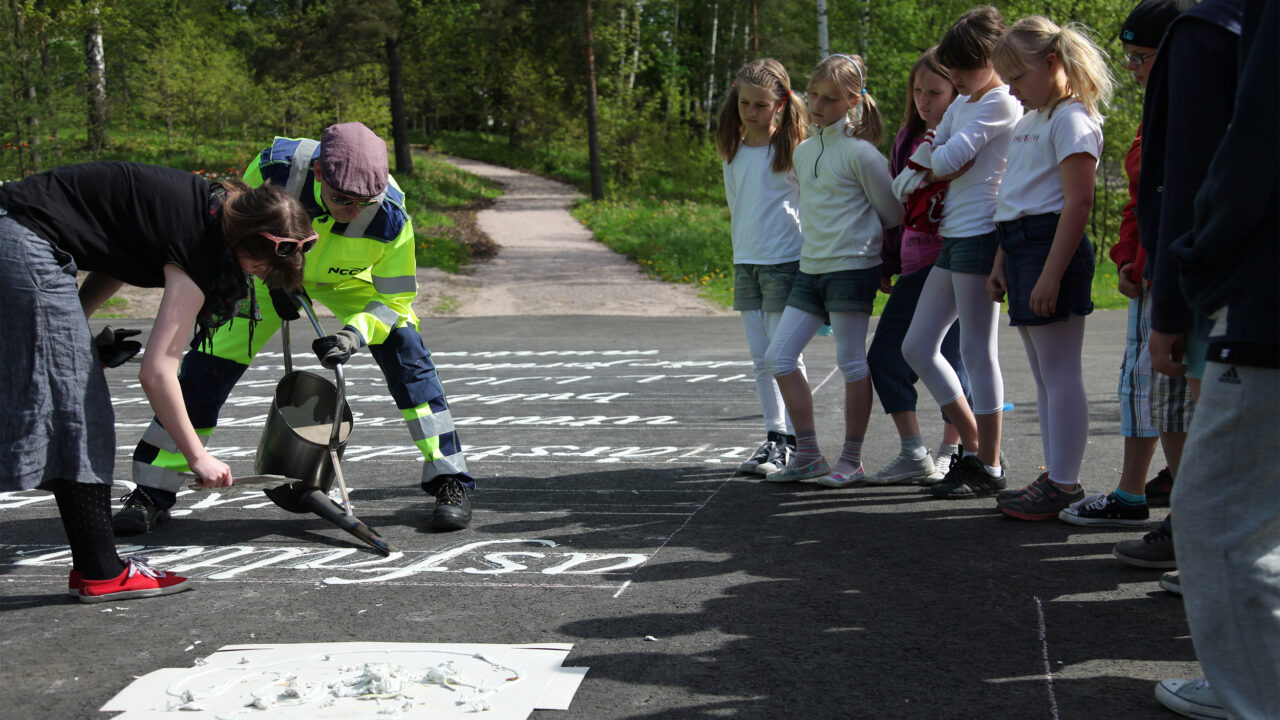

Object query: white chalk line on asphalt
[810,364,841,394]
[1035,596,1062,720]
[3,573,623,593]
[615,475,736,599]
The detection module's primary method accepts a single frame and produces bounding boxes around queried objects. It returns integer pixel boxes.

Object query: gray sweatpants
[1172,361,1280,720]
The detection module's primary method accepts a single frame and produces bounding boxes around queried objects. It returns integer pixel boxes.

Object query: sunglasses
[327,194,380,208]
[260,231,319,257]
[1123,51,1156,66]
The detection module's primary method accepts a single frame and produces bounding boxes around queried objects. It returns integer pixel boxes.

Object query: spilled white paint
[101,642,587,719]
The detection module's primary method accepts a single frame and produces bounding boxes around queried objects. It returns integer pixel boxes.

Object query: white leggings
[766,306,870,383]
[742,310,802,434]
[1019,314,1089,484]
[902,268,1003,414]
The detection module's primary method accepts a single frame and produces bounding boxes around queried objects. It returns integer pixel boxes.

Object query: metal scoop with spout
[254,294,395,556]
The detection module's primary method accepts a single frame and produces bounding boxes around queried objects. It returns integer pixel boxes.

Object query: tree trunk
[628,1,641,92]
[751,0,758,55]
[817,0,829,59]
[585,0,604,201]
[703,0,718,134]
[85,3,108,157]
[386,34,413,175]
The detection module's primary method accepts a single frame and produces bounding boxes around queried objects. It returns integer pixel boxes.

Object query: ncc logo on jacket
[328,267,364,276]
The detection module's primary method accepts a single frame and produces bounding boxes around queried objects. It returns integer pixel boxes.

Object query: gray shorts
[733,261,799,312]
[935,231,999,275]
[0,210,115,491]
[785,267,881,317]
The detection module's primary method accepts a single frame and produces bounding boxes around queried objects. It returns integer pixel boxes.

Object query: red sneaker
[68,569,82,597]
[78,557,192,604]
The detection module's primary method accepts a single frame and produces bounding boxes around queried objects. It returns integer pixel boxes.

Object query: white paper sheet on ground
[101,642,587,719]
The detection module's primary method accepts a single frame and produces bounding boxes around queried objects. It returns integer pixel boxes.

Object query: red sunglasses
[260,231,319,257]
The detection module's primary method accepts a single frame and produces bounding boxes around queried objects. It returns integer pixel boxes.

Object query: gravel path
[412,156,728,317]
[106,157,729,320]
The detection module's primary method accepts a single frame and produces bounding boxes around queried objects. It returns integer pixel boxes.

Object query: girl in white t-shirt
[899,5,1022,500]
[716,58,809,477]
[986,16,1113,521]
[762,53,903,487]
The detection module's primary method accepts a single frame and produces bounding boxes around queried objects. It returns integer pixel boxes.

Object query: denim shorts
[935,230,999,275]
[734,261,799,312]
[997,214,1094,327]
[785,267,880,317]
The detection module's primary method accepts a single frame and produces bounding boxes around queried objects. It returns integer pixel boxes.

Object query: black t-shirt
[0,162,226,295]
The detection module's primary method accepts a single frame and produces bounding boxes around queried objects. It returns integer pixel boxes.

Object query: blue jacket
[1137,0,1243,335]
[1170,0,1278,365]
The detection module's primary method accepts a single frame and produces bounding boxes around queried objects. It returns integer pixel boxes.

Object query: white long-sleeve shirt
[722,145,804,265]
[929,85,1023,238]
[791,116,902,274]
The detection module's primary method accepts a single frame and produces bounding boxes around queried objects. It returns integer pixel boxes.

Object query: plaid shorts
[1118,293,1158,438]
[1152,370,1195,433]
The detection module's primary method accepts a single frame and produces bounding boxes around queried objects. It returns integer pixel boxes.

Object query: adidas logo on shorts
[1218,366,1242,385]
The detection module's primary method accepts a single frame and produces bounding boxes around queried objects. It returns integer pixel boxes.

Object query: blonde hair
[809,53,884,144]
[992,16,1114,119]
[716,58,808,173]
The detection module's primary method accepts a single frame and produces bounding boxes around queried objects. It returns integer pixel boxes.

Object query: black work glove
[312,327,364,369]
[269,287,304,321]
[95,326,142,368]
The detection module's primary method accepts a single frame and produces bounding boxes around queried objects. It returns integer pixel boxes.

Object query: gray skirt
[0,209,115,491]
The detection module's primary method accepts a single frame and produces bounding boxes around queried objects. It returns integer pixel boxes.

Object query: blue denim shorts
[785,267,880,317]
[997,214,1094,327]
[935,231,999,275]
[734,261,799,312]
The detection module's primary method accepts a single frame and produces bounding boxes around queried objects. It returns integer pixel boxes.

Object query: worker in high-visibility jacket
[115,122,474,534]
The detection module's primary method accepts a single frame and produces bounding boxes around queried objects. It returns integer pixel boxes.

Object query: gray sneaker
[1155,677,1226,720]
[738,439,774,475]
[997,476,1085,521]
[865,450,934,485]
[1113,515,1176,569]
[1159,571,1182,595]
[921,447,957,485]
[755,440,793,476]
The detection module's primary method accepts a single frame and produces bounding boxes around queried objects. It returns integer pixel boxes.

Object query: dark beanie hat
[317,122,388,197]
[1120,0,1196,48]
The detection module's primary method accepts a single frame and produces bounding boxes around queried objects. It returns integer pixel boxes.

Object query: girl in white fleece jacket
[763,52,903,488]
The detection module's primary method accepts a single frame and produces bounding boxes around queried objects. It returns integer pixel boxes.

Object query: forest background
[0,0,1145,310]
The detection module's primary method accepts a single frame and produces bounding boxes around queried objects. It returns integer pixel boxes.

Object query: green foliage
[394,153,502,273]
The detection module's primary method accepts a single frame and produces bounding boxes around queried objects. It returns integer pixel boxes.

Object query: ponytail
[771,89,808,173]
[715,84,745,163]
[993,16,1114,119]
[849,91,885,145]
[1052,23,1114,119]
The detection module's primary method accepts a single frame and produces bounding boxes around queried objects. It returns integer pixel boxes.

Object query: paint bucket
[255,370,353,492]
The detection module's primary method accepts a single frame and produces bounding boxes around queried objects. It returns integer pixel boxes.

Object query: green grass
[424,130,589,188]
[395,154,502,273]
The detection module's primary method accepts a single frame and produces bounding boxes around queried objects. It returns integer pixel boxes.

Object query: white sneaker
[864,450,934,485]
[921,449,957,485]
[1155,677,1226,719]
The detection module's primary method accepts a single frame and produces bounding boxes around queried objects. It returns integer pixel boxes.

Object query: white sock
[901,434,927,460]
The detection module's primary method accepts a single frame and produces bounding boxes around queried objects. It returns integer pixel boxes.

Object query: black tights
[52,481,124,580]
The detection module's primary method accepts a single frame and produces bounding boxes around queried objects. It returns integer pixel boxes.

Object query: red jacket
[1109,128,1146,283]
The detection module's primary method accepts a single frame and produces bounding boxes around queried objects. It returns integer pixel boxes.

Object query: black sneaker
[1059,492,1150,527]
[431,476,472,531]
[112,488,171,536]
[1145,467,1174,507]
[738,439,774,475]
[756,438,793,475]
[931,455,1007,499]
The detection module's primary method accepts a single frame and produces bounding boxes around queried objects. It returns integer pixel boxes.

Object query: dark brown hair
[218,180,309,292]
[938,5,1007,71]
[715,58,808,173]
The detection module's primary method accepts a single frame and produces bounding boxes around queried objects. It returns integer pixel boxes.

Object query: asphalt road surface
[0,312,1199,719]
